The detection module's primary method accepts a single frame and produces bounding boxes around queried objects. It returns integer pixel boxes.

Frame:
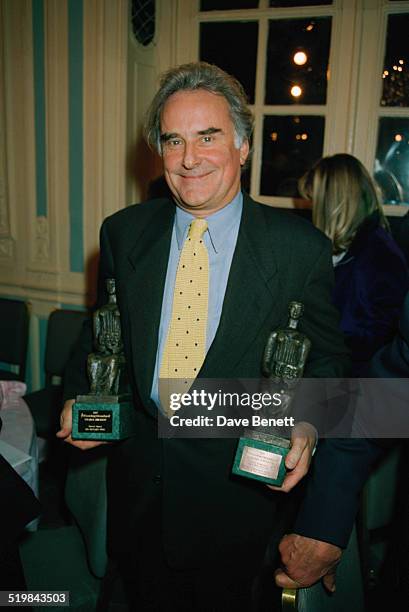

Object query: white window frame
[354,0,409,216]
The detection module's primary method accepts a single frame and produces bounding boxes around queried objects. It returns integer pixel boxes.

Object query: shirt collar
[174,191,243,254]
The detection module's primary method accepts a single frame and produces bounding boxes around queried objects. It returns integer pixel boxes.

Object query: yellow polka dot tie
[160,219,209,416]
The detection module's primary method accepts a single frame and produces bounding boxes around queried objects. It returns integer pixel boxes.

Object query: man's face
[160,89,249,216]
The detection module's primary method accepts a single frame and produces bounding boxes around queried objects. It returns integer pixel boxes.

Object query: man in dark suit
[58,62,355,610]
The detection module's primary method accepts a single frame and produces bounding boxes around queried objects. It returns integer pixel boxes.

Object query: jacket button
[153,475,162,485]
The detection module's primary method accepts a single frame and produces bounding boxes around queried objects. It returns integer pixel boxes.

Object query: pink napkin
[0,381,27,409]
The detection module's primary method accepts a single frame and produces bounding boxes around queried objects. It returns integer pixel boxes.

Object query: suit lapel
[201,194,281,377]
[122,200,175,409]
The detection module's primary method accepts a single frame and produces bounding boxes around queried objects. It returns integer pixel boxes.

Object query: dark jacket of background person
[333,211,409,375]
[370,290,409,377]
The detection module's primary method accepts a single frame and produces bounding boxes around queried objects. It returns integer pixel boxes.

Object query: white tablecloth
[0,387,39,528]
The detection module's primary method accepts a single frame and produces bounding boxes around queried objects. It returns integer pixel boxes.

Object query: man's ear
[239,139,250,166]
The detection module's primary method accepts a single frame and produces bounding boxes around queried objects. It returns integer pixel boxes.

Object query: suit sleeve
[63,220,115,401]
[293,438,384,548]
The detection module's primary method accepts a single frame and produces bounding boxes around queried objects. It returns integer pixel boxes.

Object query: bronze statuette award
[232,301,311,486]
[72,279,136,440]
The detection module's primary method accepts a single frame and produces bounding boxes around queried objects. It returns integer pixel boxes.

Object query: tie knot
[188,219,208,242]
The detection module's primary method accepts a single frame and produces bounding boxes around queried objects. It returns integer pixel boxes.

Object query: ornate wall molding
[34,215,50,263]
[0,238,14,259]
[0,278,86,306]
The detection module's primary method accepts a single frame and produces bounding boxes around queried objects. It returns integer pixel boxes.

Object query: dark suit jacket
[64,194,351,567]
[0,452,41,545]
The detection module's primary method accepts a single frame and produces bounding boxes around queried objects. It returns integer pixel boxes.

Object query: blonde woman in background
[300,153,409,375]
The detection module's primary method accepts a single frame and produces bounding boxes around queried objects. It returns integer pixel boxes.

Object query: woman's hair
[143,61,253,155]
[299,153,388,254]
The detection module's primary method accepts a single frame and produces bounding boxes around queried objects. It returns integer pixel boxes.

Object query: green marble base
[72,394,136,441]
[232,430,290,486]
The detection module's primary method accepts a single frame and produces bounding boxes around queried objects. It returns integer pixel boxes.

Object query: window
[175,0,409,214]
[376,12,409,205]
[131,0,155,46]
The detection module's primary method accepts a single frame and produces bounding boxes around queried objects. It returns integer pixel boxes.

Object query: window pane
[131,0,155,46]
[375,118,409,206]
[260,116,324,197]
[381,14,409,107]
[270,0,331,6]
[201,0,258,9]
[265,18,331,105]
[200,22,258,103]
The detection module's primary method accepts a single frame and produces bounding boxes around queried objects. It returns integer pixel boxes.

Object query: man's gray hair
[144,62,253,154]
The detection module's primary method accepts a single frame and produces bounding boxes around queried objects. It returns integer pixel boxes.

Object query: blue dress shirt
[150,191,243,408]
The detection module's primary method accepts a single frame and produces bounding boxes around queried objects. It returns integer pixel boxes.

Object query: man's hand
[275,534,342,592]
[56,399,108,450]
[268,421,317,493]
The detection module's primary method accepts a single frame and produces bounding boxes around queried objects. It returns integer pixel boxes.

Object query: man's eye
[202,136,213,143]
[163,139,182,148]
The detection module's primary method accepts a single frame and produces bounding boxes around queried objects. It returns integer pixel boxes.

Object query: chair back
[44,309,88,385]
[0,297,30,381]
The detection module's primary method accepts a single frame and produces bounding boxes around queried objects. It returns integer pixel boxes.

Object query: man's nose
[182,142,200,169]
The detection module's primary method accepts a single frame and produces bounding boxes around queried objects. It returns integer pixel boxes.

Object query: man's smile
[179,171,214,180]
